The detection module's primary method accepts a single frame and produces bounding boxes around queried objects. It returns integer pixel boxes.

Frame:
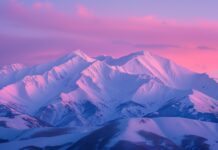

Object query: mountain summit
[0,50,218,149]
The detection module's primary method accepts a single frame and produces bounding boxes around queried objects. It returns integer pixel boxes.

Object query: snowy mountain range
[0,50,217,150]
[208,71,218,83]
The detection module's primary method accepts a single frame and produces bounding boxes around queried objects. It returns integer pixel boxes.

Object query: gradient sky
[0,0,218,73]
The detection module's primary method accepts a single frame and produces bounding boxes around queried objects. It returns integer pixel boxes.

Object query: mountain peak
[129,50,148,56]
[0,63,26,73]
[1,49,218,149]
[98,50,154,66]
[124,50,152,58]
[71,49,86,56]
[65,50,94,62]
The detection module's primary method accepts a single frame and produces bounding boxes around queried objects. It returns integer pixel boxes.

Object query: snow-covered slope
[208,71,218,83]
[0,50,218,149]
[0,64,26,88]
[0,117,217,150]
[0,50,218,129]
[0,104,50,129]
[68,117,218,150]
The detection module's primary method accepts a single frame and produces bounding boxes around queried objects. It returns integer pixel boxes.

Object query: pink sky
[0,0,218,73]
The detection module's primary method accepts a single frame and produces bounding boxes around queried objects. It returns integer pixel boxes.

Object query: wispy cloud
[133,44,180,49]
[32,1,53,11]
[0,0,218,72]
[197,45,216,50]
[75,4,93,18]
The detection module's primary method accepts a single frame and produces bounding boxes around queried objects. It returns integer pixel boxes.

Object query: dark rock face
[0,105,16,118]
[19,146,43,150]
[77,100,99,119]
[35,105,56,124]
[35,104,82,127]
[111,141,151,150]
[62,120,211,150]
[35,99,100,127]
[67,121,119,150]
[116,101,146,117]
[22,116,50,128]
[26,128,74,139]
[0,138,9,143]
[181,135,210,150]
[137,131,181,150]
[146,98,218,123]
[0,121,7,128]
[16,119,213,150]
[111,130,181,150]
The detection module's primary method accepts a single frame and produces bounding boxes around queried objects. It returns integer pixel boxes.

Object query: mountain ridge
[0,50,217,128]
[0,50,218,149]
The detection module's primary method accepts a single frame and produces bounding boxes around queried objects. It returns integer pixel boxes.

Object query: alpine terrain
[0,50,217,150]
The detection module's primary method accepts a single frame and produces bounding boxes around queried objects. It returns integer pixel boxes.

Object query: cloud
[197,45,215,50]
[112,40,180,49]
[133,44,180,49]
[75,4,93,18]
[32,2,53,11]
[0,0,218,72]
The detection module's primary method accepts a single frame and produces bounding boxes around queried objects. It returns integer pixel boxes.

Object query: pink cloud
[0,0,218,73]
[75,4,93,18]
[158,49,218,73]
[32,2,53,11]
